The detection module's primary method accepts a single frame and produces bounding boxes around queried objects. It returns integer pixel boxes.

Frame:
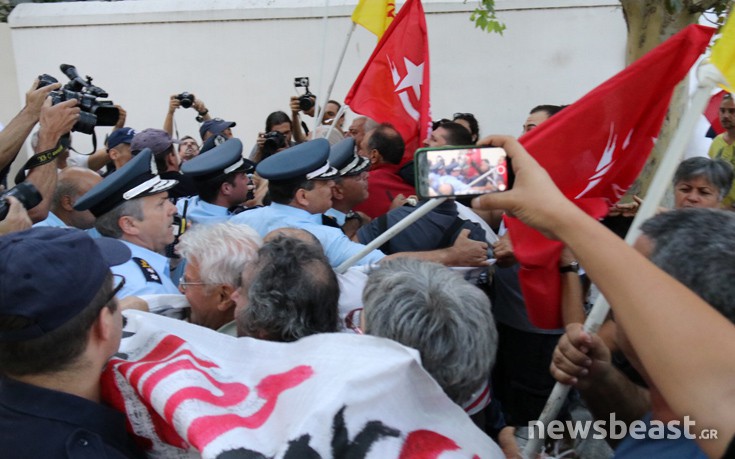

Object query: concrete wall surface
[6,0,626,155]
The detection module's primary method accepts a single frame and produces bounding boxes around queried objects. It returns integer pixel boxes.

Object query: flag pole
[335,168,497,274]
[521,61,726,459]
[316,22,357,133]
[312,0,333,138]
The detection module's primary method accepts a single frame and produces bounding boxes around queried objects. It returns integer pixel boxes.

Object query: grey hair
[362,258,497,405]
[94,199,144,238]
[673,157,734,200]
[177,222,262,287]
[361,116,379,133]
[640,208,735,323]
[238,235,340,342]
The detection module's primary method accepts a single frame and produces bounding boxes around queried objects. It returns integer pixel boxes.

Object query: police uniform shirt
[113,241,179,298]
[32,211,66,228]
[176,196,231,226]
[33,211,102,238]
[230,203,385,268]
[0,376,145,458]
[324,208,347,227]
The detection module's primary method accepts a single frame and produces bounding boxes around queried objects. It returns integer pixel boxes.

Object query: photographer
[163,93,211,138]
[252,111,294,163]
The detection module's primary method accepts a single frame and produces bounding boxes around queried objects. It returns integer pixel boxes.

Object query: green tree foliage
[469,0,506,35]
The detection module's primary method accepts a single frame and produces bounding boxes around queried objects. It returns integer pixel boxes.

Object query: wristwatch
[559,261,579,274]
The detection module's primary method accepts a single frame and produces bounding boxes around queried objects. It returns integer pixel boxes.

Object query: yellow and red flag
[352,0,395,39]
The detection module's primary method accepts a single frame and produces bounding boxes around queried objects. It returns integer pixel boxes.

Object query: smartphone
[414,146,513,199]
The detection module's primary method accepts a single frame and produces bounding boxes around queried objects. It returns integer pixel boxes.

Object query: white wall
[7,0,626,154]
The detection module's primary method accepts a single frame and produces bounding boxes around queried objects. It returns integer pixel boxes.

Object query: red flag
[345,0,431,164]
[508,24,715,329]
[704,90,727,136]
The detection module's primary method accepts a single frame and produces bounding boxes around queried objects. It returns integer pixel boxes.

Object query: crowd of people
[0,76,733,458]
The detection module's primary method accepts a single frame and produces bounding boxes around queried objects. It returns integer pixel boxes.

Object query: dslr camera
[0,182,42,221]
[294,77,315,112]
[175,92,195,109]
[37,64,119,135]
[262,131,287,159]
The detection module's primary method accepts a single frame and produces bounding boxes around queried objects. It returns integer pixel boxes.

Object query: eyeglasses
[105,274,126,304]
[178,276,214,292]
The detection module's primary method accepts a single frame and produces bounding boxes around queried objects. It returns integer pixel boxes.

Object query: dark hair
[153,145,175,172]
[327,100,341,110]
[435,121,473,146]
[265,111,291,132]
[267,177,316,205]
[238,236,339,341]
[452,113,480,142]
[673,157,734,199]
[0,272,116,377]
[530,105,565,117]
[723,93,733,102]
[194,172,239,203]
[368,123,404,165]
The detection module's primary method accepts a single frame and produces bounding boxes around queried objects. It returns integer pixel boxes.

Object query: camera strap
[14,142,63,183]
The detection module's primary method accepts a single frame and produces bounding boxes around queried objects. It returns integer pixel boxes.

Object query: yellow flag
[711,12,735,91]
[352,0,395,39]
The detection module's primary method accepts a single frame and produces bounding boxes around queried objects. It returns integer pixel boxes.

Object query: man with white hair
[176,222,262,335]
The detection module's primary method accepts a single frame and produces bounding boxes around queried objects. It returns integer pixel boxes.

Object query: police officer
[324,137,371,228]
[75,148,180,298]
[0,227,144,458]
[176,138,255,226]
[230,139,386,268]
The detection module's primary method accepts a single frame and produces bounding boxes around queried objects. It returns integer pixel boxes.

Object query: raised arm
[473,135,735,458]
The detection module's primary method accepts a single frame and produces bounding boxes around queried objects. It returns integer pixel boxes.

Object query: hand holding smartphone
[414,146,513,199]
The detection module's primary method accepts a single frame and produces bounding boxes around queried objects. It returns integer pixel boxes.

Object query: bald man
[33,167,102,230]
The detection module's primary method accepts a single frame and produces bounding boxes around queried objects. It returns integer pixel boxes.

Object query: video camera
[37,64,119,135]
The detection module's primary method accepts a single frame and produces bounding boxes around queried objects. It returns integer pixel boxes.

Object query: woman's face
[674,175,722,209]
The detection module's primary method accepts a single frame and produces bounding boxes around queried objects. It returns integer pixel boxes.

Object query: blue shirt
[34,212,102,238]
[176,196,230,226]
[113,240,179,298]
[230,203,385,267]
[33,211,66,228]
[325,208,347,226]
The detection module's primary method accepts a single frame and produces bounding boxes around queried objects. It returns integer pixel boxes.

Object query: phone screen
[414,146,512,199]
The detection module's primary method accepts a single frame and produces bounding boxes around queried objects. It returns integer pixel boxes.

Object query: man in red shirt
[354,123,415,218]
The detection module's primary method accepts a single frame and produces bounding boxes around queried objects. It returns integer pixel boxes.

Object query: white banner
[102,311,503,458]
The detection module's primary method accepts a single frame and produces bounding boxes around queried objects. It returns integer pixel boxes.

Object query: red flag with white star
[508,24,715,329]
[345,0,431,164]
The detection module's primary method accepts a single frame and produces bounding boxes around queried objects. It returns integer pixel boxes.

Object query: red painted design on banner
[398,430,460,458]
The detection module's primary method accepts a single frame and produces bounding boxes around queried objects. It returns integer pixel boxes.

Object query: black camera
[37,64,119,135]
[262,131,287,160]
[175,92,195,109]
[294,77,315,112]
[263,131,287,150]
[0,182,42,221]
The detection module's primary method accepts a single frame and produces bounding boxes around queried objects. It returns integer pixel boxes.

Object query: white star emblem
[394,57,424,99]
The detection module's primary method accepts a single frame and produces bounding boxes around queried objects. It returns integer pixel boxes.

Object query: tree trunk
[620,0,721,202]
